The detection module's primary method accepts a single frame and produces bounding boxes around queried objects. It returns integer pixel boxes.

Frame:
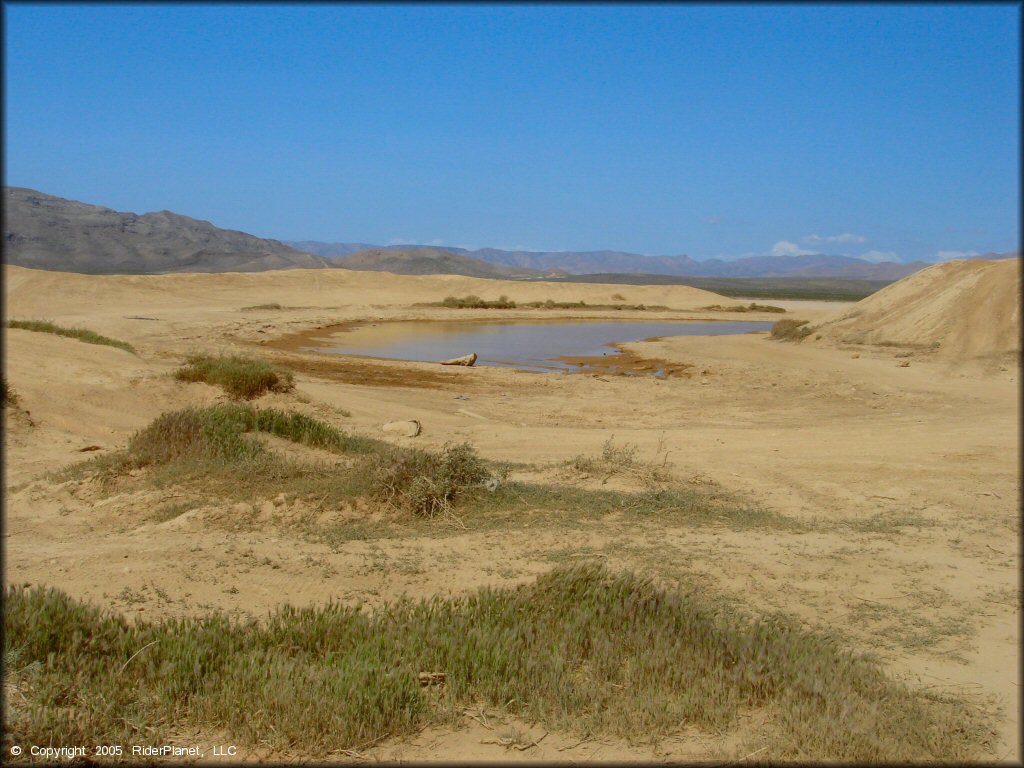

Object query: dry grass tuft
[366,442,492,519]
[566,437,673,487]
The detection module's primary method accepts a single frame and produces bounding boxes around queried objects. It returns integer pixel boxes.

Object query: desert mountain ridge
[287,240,973,279]
[3,187,1015,280]
[1,188,557,279]
[332,247,564,279]
[3,187,333,274]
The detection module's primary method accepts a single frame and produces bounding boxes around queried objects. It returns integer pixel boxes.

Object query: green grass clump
[6,319,135,354]
[770,318,813,341]
[3,565,992,760]
[367,442,491,518]
[175,353,295,399]
[2,378,19,407]
[115,404,375,471]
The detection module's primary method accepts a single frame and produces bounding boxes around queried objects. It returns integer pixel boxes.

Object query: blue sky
[4,3,1019,262]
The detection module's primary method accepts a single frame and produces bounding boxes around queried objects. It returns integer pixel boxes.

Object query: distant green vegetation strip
[4,564,990,760]
[546,275,893,301]
[175,354,295,400]
[703,302,787,313]
[431,294,670,311]
[6,319,135,353]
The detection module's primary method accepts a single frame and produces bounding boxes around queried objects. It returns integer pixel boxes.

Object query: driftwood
[440,352,477,367]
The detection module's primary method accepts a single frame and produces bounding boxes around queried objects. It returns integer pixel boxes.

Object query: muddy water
[307,319,773,373]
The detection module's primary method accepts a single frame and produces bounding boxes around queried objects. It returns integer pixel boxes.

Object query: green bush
[175,354,295,399]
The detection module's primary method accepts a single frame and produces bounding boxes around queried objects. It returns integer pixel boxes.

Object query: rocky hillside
[3,187,332,274]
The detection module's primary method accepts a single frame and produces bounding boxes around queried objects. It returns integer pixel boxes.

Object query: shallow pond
[308,319,773,373]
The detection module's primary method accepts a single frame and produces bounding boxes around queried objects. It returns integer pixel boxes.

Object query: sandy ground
[3,264,1020,762]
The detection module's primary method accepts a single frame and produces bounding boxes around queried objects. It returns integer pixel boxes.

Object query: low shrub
[240,303,284,311]
[367,442,491,517]
[6,319,135,353]
[175,354,295,399]
[770,318,813,341]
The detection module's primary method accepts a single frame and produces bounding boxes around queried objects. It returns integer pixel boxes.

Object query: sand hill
[810,258,1020,359]
[2,264,729,331]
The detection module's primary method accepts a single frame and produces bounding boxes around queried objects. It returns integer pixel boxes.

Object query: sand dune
[3,263,729,323]
[810,258,1020,359]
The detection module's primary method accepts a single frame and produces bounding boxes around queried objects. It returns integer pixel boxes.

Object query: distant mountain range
[332,247,560,279]
[3,188,1015,280]
[285,240,947,280]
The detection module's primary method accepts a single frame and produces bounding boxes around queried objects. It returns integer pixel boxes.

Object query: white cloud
[803,233,868,244]
[935,249,980,261]
[858,250,901,264]
[385,237,446,247]
[771,240,816,257]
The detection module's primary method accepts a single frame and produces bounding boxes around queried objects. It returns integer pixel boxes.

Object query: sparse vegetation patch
[432,295,671,311]
[175,353,295,399]
[70,405,803,535]
[703,302,787,313]
[6,319,135,354]
[3,565,992,760]
[240,302,285,311]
